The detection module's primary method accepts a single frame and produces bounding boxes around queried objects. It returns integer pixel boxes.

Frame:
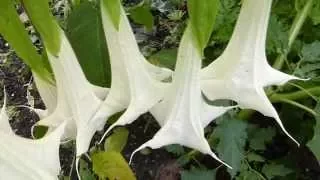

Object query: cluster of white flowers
[0,0,303,179]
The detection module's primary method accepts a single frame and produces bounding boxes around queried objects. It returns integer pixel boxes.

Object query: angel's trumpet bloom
[40,31,104,156]
[20,0,171,160]
[0,94,65,180]
[98,1,172,141]
[201,0,303,145]
[132,26,231,168]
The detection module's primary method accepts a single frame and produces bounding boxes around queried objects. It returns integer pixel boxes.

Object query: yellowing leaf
[92,151,136,180]
[104,127,129,152]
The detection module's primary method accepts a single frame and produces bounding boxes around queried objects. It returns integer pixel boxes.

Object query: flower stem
[277,98,318,116]
[272,0,314,70]
[269,87,320,103]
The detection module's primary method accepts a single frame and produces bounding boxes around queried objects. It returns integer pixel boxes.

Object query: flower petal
[132,27,230,168]
[98,2,170,141]
[201,0,302,145]
[0,97,65,179]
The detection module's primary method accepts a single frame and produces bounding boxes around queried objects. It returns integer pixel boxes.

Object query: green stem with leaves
[272,0,314,70]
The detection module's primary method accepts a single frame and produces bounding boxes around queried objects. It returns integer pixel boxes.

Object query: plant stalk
[270,87,320,103]
[272,0,314,70]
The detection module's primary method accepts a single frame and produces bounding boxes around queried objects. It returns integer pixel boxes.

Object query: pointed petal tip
[286,131,300,147]
[76,157,81,180]
[130,144,148,164]
[273,116,300,146]
[98,124,116,144]
[99,108,138,144]
[207,151,232,169]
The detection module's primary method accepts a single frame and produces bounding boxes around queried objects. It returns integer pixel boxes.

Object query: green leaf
[92,151,136,180]
[104,127,129,152]
[237,162,264,180]
[266,15,289,54]
[66,2,111,87]
[309,1,320,25]
[165,144,185,156]
[294,41,320,79]
[295,0,320,25]
[301,41,320,62]
[33,125,48,139]
[262,163,293,179]
[237,170,262,180]
[129,4,154,31]
[212,0,239,43]
[214,118,247,177]
[187,0,220,52]
[307,101,320,160]
[0,0,53,82]
[101,0,121,30]
[149,49,178,70]
[79,159,95,180]
[21,0,61,55]
[181,169,216,180]
[247,153,265,162]
[248,127,276,151]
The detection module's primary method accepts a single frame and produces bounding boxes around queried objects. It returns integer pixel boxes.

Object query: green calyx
[101,0,121,30]
[21,0,61,56]
[188,0,220,54]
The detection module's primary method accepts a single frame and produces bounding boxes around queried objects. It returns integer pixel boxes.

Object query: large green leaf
[248,127,276,151]
[0,0,52,82]
[92,151,136,180]
[214,118,247,177]
[301,41,320,62]
[21,0,61,55]
[66,2,111,87]
[187,0,220,52]
[104,127,129,152]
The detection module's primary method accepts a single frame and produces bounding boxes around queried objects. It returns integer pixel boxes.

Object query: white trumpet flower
[98,1,172,141]
[132,26,231,168]
[23,0,171,160]
[0,94,65,180]
[36,31,105,156]
[201,0,302,145]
